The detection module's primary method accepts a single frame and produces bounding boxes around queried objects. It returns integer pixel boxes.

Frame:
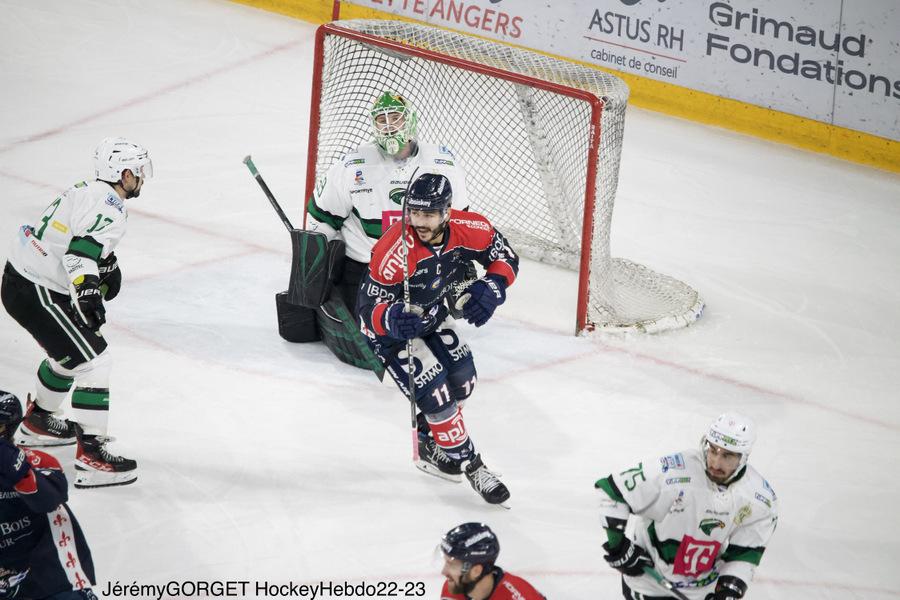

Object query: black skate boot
[464,454,510,506]
[416,436,463,483]
[74,425,138,489]
[16,395,77,447]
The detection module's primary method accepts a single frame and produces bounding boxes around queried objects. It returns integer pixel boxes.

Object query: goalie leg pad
[287,230,345,308]
[316,296,385,378]
[275,292,320,343]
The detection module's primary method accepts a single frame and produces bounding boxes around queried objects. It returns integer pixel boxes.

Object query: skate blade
[74,466,138,489]
[415,460,462,483]
[15,432,76,447]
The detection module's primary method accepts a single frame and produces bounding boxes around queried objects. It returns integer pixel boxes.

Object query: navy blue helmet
[406,173,452,213]
[441,522,500,566]
[0,391,23,442]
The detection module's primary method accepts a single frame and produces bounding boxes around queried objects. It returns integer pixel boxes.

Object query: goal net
[305,20,704,334]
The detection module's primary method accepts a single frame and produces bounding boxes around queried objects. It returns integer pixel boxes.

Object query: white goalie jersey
[8,180,127,294]
[597,448,778,599]
[306,141,469,262]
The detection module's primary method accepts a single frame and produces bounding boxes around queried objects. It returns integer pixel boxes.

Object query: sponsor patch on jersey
[433,158,454,166]
[344,158,365,167]
[665,476,691,485]
[668,490,686,514]
[349,188,372,194]
[754,492,772,508]
[673,536,721,577]
[660,453,686,472]
[105,194,124,212]
[314,176,327,197]
[354,170,366,186]
[734,504,752,525]
[699,518,726,535]
[51,220,68,233]
[449,218,490,231]
[763,479,777,500]
[438,145,454,156]
[382,209,402,233]
[429,276,443,290]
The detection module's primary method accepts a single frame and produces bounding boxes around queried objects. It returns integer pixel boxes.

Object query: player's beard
[446,576,476,596]
[415,222,445,244]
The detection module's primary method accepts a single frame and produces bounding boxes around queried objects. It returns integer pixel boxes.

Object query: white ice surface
[1,1,899,598]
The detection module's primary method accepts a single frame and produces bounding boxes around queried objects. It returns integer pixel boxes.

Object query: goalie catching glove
[69,274,105,330]
[459,274,506,327]
[602,538,653,577]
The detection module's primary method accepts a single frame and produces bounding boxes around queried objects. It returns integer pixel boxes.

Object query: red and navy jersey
[440,567,546,600]
[0,448,95,595]
[357,209,518,339]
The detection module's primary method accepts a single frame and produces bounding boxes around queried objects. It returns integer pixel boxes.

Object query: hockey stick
[641,566,690,600]
[400,167,420,462]
[243,155,294,232]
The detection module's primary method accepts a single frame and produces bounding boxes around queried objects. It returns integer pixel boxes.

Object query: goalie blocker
[275,229,384,378]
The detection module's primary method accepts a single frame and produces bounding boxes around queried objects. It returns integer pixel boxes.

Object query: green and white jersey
[597,448,778,599]
[306,141,469,262]
[8,180,127,294]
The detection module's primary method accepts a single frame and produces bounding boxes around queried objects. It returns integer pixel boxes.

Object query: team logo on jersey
[699,518,725,535]
[429,276,443,290]
[314,177,327,197]
[673,536,721,577]
[660,453,685,472]
[389,188,406,205]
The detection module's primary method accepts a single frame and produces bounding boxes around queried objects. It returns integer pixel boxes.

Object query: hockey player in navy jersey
[0,390,97,599]
[595,413,778,600]
[357,173,518,505]
[439,523,546,600]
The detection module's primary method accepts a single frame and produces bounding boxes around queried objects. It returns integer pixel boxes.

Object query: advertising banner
[342,0,900,142]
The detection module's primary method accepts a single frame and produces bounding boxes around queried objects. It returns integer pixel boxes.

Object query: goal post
[305,20,704,334]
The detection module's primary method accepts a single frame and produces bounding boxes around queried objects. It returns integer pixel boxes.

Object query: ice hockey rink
[1,1,899,598]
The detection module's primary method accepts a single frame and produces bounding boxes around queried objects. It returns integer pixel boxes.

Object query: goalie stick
[243,155,295,232]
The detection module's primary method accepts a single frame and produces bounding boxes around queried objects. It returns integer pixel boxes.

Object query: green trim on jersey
[67,236,103,261]
[38,359,74,392]
[721,544,765,565]
[595,476,627,503]
[72,387,110,410]
[307,197,346,230]
[647,522,680,565]
[351,207,383,239]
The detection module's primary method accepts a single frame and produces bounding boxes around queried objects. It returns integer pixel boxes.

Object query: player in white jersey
[595,413,778,600]
[306,91,470,315]
[1,137,153,488]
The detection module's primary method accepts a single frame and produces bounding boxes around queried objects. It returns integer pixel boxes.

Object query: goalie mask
[0,390,23,442]
[371,91,418,155]
[701,412,755,483]
[94,137,154,183]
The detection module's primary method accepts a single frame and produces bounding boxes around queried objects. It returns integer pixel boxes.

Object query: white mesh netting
[311,20,703,333]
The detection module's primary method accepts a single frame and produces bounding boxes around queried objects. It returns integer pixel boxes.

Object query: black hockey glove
[460,274,506,327]
[602,539,653,577]
[98,252,121,301]
[384,303,426,340]
[0,439,31,490]
[70,274,106,330]
[704,576,747,600]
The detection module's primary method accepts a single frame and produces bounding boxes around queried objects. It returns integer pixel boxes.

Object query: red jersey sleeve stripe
[14,470,38,494]
[372,302,390,336]
[487,261,516,287]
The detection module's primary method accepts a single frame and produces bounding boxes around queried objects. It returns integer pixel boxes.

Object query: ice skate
[464,454,510,506]
[15,395,77,447]
[74,425,137,488]
[416,436,462,483]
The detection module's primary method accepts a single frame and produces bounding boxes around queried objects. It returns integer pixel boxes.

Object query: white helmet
[702,412,756,477]
[94,137,153,183]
